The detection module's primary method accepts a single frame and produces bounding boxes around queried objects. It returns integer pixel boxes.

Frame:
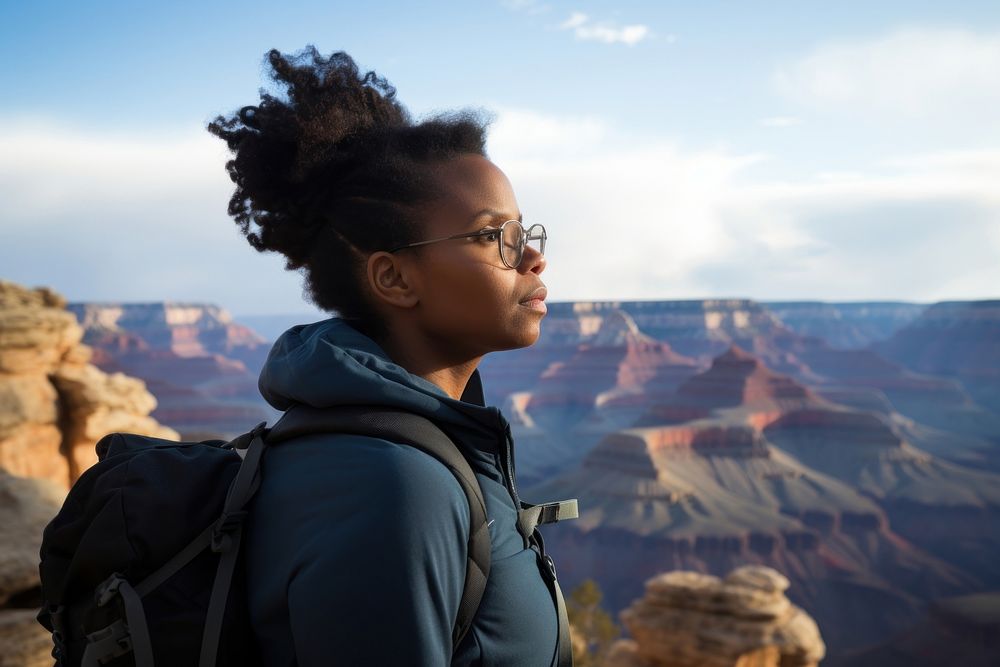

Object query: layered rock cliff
[763,301,927,349]
[526,342,987,652]
[871,300,1000,418]
[505,311,701,486]
[0,280,178,488]
[66,302,275,439]
[0,280,183,664]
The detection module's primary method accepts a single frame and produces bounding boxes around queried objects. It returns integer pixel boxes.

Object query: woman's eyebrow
[470,208,523,224]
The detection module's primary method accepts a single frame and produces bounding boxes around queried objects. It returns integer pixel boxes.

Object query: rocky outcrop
[0,470,70,667]
[0,280,178,488]
[604,566,825,667]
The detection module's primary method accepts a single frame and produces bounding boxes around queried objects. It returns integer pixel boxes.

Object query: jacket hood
[258,316,509,454]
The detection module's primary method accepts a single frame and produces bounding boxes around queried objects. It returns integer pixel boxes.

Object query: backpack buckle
[95,572,128,607]
[84,618,133,663]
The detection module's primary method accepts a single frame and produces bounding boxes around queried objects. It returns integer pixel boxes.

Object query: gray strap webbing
[198,426,267,667]
[529,527,574,667]
[517,499,579,539]
[81,578,155,667]
[552,570,573,667]
[267,404,491,651]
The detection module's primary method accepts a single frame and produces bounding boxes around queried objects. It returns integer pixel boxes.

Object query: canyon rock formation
[871,300,1000,427]
[1,280,179,487]
[511,301,1000,657]
[764,301,926,349]
[604,565,825,667]
[0,280,181,665]
[66,301,276,439]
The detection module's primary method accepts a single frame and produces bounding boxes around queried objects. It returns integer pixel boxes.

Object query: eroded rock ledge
[0,279,178,488]
[605,565,825,667]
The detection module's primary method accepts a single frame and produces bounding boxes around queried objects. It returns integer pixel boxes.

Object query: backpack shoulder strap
[266,404,491,651]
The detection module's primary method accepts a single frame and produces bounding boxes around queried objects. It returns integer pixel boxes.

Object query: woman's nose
[519,244,546,275]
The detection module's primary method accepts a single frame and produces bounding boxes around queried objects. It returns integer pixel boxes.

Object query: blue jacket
[245,316,559,666]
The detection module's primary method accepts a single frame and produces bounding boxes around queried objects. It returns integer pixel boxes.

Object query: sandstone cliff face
[0,280,182,665]
[604,565,825,667]
[0,280,179,488]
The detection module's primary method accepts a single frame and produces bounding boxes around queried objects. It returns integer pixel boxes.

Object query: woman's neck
[372,328,482,401]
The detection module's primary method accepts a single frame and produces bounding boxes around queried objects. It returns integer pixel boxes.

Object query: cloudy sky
[2,1,998,316]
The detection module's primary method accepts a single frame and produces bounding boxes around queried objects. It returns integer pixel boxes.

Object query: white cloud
[0,117,321,317]
[488,107,607,157]
[487,109,1000,302]
[759,116,802,128]
[772,26,1000,121]
[2,112,998,318]
[557,12,650,46]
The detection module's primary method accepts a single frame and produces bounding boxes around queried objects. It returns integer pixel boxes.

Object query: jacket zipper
[499,419,521,509]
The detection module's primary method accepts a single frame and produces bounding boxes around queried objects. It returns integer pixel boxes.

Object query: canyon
[3,286,998,663]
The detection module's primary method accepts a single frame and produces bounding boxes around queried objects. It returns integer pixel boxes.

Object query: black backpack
[36,404,578,666]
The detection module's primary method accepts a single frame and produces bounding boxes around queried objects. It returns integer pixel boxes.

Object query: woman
[208,46,566,666]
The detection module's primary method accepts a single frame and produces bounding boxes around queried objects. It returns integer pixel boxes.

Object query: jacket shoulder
[259,432,471,523]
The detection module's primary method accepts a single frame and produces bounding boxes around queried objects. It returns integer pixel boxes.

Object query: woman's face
[371,153,548,358]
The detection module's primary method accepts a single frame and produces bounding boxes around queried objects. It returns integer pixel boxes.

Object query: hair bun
[238,106,260,130]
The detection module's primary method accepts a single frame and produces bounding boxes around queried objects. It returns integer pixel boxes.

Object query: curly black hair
[208,46,491,340]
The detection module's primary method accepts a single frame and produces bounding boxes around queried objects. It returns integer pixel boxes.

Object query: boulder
[605,565,825,667]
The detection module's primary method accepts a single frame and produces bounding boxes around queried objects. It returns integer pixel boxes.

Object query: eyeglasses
[387,219,546,269]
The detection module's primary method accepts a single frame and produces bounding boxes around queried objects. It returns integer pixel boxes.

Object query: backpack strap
[197,420,270,667]
[266,404,491,652]
[516,499,578,667]
[517,499,579,537]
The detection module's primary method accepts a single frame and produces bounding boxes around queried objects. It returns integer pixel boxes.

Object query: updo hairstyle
[207,46,490,340]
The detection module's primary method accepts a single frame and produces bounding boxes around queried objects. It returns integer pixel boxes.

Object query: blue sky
[2,1,999,316]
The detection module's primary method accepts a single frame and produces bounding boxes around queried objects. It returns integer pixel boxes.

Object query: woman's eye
[482,231,499,242]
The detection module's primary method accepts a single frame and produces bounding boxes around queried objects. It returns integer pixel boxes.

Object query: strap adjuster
[211,510,248,553]
[85,618,133,664]
[95,573,128,607]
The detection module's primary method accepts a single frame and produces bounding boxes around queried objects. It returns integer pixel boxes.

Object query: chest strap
[517,499,578,539]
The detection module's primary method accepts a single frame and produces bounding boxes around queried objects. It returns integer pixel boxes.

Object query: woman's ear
[366,251,421,309]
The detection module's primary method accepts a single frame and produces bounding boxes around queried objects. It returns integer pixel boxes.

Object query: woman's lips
[519,298,547,312]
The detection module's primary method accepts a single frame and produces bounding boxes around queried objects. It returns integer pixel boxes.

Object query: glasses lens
[526,224,545,257]
[501,221,524,268]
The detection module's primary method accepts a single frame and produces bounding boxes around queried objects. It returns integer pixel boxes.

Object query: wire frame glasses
[387,219,546,269]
